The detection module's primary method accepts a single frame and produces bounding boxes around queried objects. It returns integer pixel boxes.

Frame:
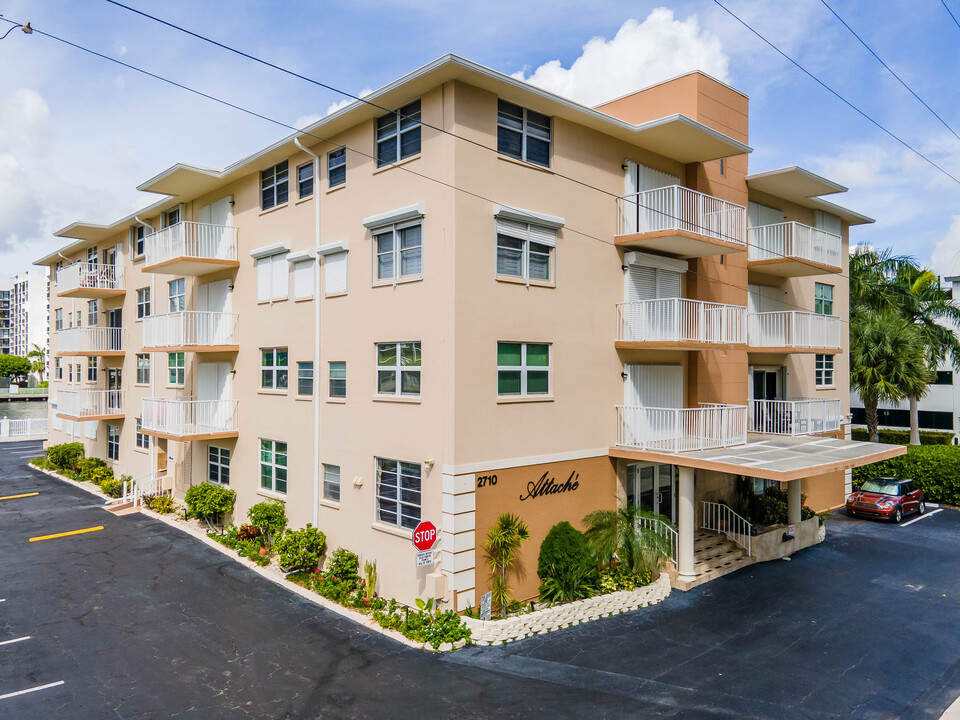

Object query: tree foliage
[484,513,530,618]
[582,503,674,576]
[0,354,31,381]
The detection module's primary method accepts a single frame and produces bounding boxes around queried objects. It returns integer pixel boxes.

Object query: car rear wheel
[894,506,903,523]
[919,500,926,515]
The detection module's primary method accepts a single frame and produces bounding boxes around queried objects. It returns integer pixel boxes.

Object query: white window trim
[249,242,291,260]
[493,204,564,230]
[374,457,422,530]
[497,342,552,396]
[260,347,289,391]
[322,463,341,503]
[317,240,349,256]
[376,342,421,397]
[495,219,557,285]
[208,446,230,485]
[372,221,423,285]
[362,203,425,230]
[259,439,287,494]
[815,353,835,387]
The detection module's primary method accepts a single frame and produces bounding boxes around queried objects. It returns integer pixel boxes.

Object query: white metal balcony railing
[748,222,841,268]
[617,298,747,345]
[56,262,124,293]
[56,326,123,354]
[57,389,124,418]
[141,398,238,437]
[750,398,843,436]
[617,185,747,246]
[616,404,747,453]
[748,311,841,349]
[142,311,239,349]
[700,501,752,556]
[143,221,239,267]
[636,515,678,564]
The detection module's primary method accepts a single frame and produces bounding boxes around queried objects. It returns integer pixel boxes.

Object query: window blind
[324,252,348,295]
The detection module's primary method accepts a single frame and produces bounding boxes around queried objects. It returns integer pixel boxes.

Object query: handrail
[748,221,841,268]
[617,298,746,344]
[121,471,174,508]
[141,397,238,437]
[617,184,747,245]
[142,311,239,348]
[637,515,678,563]
[56,261,125,292]
[144,221,238,267]
[56,389,124,418]
[700,501,752,556]
[747,310,841,349]
[616,404,747,453]
[56,326,124,354]
[749,398,843,436]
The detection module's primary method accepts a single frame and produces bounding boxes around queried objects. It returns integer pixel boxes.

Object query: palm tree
[849,247,911,319]
[26,343,46,383]
[483,513,530,618]
[850,309,933,442]
[582,503,675,576]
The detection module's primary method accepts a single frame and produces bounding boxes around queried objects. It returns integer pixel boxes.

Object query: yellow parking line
[0,492,39,501]
[29,526,103,543]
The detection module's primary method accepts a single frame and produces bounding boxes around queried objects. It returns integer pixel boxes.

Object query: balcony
[142,311,239,352]
[56,262,125,298]
[616,185,747,258]
[616,404,747,453]
[56,389,124,421]
[748,311,842,353]
[141,398,238,440]
[748,222,842,276]
[616,298,746,350]
[750,398,843,436]
[143,221,239,276]
[56,327,123,356]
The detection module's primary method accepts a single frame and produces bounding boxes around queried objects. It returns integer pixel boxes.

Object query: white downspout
[295,136,321,527]
[136,217,158,487]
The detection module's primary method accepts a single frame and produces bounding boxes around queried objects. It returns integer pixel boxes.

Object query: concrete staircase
[669,530,756,591]
[105,500,140,516]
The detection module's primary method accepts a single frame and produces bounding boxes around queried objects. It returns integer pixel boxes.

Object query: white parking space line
[901,509,943,527]
[0,636,30,647]
[0,680,64,701]
[928,503,941,508]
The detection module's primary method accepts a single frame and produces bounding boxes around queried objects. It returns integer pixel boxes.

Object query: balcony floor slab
[141,345,239,354]
[142,429,239,442]
[56,350,125,357]
[617,340,745,352]
[56,288,127,300]
[615,229,746,259]
[748,346,844,355]
[56,412,125,422]
[143,258,240,276]
[747,258,841,277]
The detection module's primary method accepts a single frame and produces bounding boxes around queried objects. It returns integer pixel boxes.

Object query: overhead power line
[940,0,960,32]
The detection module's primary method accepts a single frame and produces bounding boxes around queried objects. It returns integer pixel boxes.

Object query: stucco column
[787,479,802,525]
[677,466,696,583]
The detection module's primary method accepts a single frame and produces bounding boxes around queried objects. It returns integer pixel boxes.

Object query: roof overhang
[746,166,874,226]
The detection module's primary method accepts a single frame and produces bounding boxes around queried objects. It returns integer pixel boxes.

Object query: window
[55,357,62,380]
[297,361,313,396]
[135,418,149,450]
[168,352,185,385]
[87,356,98,382]
[87,245,98,264]
[328,147,346,187]
[815,354,834,386]
[68,363,74,383]
[375,458,420,529]
[256,253,289,302]
[329,361,346,398]
[208,446,230,485]
[75,311,82,327]
[163,207,180,228]
[324,252,348,295]
[496,219,556,282]
[260,439,287,494]
[168,278,185,313]
[374,223,422,282]
[137,288,151,318]
[132,224,145,258]
[936,370,953,386]
[261,160,289,210]
[297,161,314,199]
[292,259,315,300]
[136,354,150,384]
[261,348,289,390]
[55,308,63,331]
[323,463,340,503]
[107,425,120,461]
[752,477,780,494]
[815,283,834,315]
[497,100,551,167]
[377,342,421,396]
[497,342,550,395]
[87,300,99,327]
[376,100,421,167]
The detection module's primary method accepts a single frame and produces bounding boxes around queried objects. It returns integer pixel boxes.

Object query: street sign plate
[415,550,437,568]
[480,591,492,621]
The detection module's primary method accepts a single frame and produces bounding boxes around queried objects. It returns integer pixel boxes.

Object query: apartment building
[0,279,11,355]
[38,55,901,609]
[0,270,50,371]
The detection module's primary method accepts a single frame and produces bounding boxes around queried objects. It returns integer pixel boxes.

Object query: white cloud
[510,9,729,107]
[293,113,324,131]
[930,214,960,278]
[325,88,373,116]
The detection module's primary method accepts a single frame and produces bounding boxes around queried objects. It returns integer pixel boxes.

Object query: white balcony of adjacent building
[140,397,238,441]
[56,326,124,357]
[616,185,747,258]
[747,311,842,354]
[616,403,748,453]
[55,389,124,422]
[616,297,747,351]
[142,311,239,352]
[748,222,842,277]
[143,221,239,276]
[749,398,843,436]
[55,262,125,299]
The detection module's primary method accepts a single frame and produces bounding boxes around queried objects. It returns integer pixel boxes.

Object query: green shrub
[537,521,598,603]
[46,442,84,472]
[148,495,174,514]
[98,476,122,498]
[275,524,327,572]
[853,444,960,505]
[851,428,953,445]
[598,562,651,593]
[39,380,48,388]
[237,524,261,542]
[371,598,471,649]
[315,548,360,602]
[751,486,815,526]
[29,456,53,470]
[184,483,236,531]
[246,500,287,547]
[76,457,109,482]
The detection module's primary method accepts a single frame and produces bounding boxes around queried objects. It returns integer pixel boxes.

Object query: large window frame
[87,300,99,327]
[375,458,421,530]
[107,424,120,461]
[497,342,551,396]
[376,342,421,397]
[137,287,151,319]
[328,147,346,187]
[55,308,63,332]
[297,161,314,199]
[261,348,289,390]
[495,219,556,283]
[261,160,289,210]
[376,100,421,167]
[329,361,346,398]
[135,418,150,450]
[168,352,185,386]
[815,283,834,315]
[373,222,422,283]
[136,353,150,384]
[132,224,145,258]
[497,100,552,168]
[323,463,340,503]
[87,356,98,383]
[297,361,314,396]
[208,446,231,485]
[815,354,835,387]
[168,278,185,313]
[260,439,287,494]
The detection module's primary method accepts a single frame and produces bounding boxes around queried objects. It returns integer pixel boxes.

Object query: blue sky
[2,0,960,276]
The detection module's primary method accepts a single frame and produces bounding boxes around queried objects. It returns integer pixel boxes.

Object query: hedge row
[852,445,960,505]
[851,428,954,445]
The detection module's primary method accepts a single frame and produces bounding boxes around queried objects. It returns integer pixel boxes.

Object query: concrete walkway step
[670,530,757,591]
[106,501,140,515]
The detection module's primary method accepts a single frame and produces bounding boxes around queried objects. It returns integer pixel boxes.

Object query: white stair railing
[122,471,174,508]
[617,184,747,246]
[700,501,752,556]
[637,515,678,564]
[617,299,746,345]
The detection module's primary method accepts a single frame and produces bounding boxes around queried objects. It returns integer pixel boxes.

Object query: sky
[1,0,960,278]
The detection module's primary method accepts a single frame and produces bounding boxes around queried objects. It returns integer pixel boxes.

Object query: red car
[846,477,925,523]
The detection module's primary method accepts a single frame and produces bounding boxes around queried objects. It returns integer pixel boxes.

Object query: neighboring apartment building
[0,278,12,355]
[38,55,900,609]
[0,270,50,372]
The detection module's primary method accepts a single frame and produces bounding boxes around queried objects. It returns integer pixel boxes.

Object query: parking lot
[2,439,960,718]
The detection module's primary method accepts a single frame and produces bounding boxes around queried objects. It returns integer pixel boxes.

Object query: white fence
[121,471,174,508]
[700,501,752,556]
[637,515,678,564]
[56,262,124,293]
[616,404,747,453]
[617,185,746,246]
[56,327,124,354]
[617,298,746,345]
[748,311,841,349]
[141,398,238,437]
[56,389,124,418]
[748,221,841,268]
[5,418,48,437]
[144,221,238,267]
[750,398,843,436]
[142,311,239,348]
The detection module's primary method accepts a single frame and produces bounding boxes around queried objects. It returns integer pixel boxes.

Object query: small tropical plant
[484,513,531,618]
[246,500,287,548]
[583,503,675,576]
[537,521,598,604]
[184,483,236,533]
[275,524,327,572]
[27,343,46,383]
[363,559,378,599]
[46,442,84,472]
[148,495,174,514]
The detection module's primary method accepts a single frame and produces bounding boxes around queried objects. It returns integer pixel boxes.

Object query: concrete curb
[29,465,113,502]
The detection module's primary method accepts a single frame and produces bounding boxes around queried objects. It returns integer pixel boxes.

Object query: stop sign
[412,521,438,551]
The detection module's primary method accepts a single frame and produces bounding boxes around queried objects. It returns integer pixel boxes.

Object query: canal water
[0,400,49,420]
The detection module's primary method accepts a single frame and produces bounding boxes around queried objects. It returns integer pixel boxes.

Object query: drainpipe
[136,217,158,486]
[294,136,321,528]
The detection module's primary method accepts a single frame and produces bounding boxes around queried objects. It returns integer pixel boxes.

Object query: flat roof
[610,435,906,482]
[746,166,874,226]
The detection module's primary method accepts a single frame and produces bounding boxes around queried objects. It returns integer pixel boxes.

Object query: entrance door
[157,438,168,480]
[198,362,232,430]
[627,463,677,523]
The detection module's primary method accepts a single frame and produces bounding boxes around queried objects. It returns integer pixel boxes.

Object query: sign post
[480,591,492,621]
[413,520,438,568]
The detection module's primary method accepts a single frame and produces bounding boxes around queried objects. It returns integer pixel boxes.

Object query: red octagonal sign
[412,521,438,551]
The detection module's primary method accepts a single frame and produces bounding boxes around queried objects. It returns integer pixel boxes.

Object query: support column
[677,466,696,583]
[787,479,802,525]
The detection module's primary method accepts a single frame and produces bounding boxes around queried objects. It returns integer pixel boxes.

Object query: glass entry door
[627,463,677,523]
